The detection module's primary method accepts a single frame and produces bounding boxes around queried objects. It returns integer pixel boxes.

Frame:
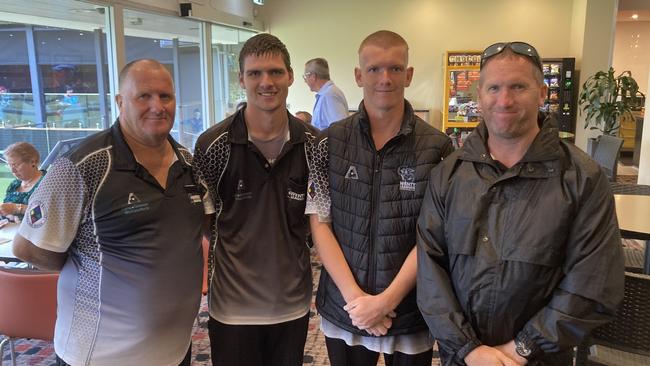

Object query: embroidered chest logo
[123,192,149,215]
[235,179,252,201]
[127,192,141,204]
[345,165,359,180]
[287,188,306,201]
[397,166,416,192]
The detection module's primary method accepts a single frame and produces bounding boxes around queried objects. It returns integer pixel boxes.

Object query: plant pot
[587,137,599,157]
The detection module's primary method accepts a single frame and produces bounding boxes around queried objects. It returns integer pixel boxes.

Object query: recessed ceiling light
[631,14,639,20]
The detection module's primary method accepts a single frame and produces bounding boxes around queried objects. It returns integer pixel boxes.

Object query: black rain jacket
[416,116,624,365]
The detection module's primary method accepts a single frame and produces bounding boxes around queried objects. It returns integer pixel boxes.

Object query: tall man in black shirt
[193,33,318,366]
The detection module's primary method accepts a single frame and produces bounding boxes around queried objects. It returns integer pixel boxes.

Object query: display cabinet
[442,51,482,148]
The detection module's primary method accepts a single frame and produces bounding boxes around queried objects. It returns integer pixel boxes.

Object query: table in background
[614,194,650,274]
[0,222,19,262]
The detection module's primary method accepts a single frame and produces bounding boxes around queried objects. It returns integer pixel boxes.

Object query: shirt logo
[308,180,317,199]
[287,188,306,201]
[127,193,141,204]
[398,166,416,192]
[345,165,359,180]
[27,201,46,228]
[235,179,252,201]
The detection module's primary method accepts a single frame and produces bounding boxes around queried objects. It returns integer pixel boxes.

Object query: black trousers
[325,336,434,366]
[55,344,192,366]
[208,313,309,366]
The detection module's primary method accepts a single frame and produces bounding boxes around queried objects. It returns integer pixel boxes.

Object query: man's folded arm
[13,233,67,271]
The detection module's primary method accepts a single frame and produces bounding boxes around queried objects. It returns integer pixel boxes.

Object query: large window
[0,0,259,170]
[0,0,109,162]
[211,24,256,121]
[123,9,202,149]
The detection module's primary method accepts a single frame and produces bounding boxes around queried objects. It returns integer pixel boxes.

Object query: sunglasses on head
[480,42,542,72]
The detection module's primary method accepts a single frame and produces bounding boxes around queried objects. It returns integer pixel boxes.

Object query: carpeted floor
[1,254,440,366]
[1,170,641,365]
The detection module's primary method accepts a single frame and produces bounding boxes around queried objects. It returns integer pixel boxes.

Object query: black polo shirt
[193,108,318,324]
[19,121,204,366]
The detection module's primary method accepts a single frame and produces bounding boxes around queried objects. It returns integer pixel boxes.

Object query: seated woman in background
[0,142,44,221]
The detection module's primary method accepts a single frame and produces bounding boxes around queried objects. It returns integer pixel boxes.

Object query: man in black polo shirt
[13,59,203,366]
[193,33,317,366]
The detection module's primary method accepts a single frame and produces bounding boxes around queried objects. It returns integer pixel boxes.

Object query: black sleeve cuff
[456,338,483,362]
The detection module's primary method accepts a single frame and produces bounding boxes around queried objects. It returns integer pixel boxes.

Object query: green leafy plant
[578,67,639,136]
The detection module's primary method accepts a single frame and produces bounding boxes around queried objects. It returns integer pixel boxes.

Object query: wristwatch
[514,337,533,359]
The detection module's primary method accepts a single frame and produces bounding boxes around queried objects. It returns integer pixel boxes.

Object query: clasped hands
[343,292,396,337]
[464,342,528,366]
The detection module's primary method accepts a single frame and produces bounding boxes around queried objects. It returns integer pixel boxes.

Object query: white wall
[614,20,650,94]
[572,0,618,151]
[638,68,650,184]
[259,0,579,129]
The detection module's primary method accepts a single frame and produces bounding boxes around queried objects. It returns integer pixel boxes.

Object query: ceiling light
[631,14,639,20]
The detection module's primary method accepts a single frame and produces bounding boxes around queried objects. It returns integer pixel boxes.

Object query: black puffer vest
[316,101,453,336]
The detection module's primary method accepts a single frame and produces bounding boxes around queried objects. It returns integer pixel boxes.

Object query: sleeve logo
[27,201,47,228]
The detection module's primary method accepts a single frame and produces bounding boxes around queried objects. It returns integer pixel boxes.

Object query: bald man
[13,59,204,366]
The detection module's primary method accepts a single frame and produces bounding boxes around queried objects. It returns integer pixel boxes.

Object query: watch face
[515,339,532,358]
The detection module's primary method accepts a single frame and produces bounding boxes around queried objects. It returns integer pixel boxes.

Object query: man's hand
[344,293,396,329]
[494,340,528,365]
[363,316,393,336]
[464,345,522,366]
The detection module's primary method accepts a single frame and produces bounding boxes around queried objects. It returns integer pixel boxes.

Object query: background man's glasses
[480,41,542,72]
[302,72,313,80]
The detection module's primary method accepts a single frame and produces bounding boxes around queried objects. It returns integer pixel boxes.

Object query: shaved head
[358,30,409,63]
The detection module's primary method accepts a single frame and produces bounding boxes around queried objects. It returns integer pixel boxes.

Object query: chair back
[0,268,58,340]
[576,272,650,364]
[592,135,624,182]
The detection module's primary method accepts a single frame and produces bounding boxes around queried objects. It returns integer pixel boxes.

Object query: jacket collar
[356,99,416,138]
[110,119,189,171]
[228,106,307,146]
[460,113,561,164]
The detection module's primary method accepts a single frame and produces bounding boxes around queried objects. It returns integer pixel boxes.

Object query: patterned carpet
[1,254,440,366]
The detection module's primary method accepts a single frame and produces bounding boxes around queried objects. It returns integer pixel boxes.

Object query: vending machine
[541,58,576,133]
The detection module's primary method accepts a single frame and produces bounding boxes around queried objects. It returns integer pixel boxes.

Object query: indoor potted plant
[578,67,639,155]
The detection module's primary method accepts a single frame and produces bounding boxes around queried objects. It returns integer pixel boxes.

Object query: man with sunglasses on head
[416,42,624,365]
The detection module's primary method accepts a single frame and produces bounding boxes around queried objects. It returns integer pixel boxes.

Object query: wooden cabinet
[620,113,636,151]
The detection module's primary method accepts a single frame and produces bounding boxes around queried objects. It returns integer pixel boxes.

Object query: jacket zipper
[368,150,383,293]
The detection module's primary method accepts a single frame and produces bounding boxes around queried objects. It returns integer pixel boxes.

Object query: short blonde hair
[4,142,40,164]
[358,30,409,53]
